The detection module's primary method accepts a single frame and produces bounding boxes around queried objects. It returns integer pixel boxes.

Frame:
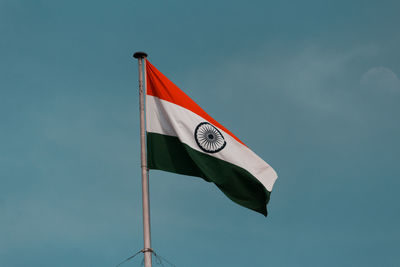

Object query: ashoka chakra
[194,122,226,153]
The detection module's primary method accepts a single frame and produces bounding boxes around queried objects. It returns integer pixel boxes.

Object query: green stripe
[147,132,271,216]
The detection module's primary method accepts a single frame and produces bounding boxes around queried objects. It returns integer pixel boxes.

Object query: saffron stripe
[146,59,246,146]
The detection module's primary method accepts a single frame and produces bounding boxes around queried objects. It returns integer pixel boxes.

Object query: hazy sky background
[1,0,400,266]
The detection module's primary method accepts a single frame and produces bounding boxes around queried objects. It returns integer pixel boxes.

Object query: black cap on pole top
[133,51,148,59]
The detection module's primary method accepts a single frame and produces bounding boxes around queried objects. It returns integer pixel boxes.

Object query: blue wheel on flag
[194,122,226,153]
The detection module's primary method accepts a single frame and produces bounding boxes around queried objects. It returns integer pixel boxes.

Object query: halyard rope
[116,248,175,267]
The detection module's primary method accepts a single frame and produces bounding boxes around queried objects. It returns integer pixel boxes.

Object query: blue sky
[1,0,400,266]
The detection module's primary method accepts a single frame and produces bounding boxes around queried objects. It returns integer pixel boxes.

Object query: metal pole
[133,51,152,267]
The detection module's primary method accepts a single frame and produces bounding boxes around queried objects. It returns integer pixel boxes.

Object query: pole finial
[133,51,148,59]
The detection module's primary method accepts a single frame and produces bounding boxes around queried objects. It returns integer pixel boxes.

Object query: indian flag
[145,59,278,216]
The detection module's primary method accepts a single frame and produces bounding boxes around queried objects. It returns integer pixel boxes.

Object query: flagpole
[133,51,152,267]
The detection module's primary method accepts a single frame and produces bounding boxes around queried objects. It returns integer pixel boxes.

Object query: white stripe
[146,95,278,191]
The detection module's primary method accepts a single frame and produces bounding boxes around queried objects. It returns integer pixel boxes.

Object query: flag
[145,59,278,216]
